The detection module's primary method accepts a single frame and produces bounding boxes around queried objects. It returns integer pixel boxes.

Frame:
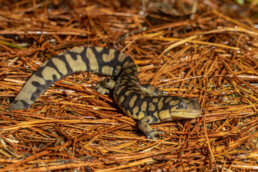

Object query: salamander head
[158,98,202,121]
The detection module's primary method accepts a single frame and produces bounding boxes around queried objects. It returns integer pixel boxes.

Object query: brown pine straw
[0,0,257,171]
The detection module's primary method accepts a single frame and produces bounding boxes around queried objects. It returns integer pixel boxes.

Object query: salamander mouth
[170,109,202,119]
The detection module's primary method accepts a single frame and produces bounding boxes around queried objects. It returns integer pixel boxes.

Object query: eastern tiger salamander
[10,47,202,138]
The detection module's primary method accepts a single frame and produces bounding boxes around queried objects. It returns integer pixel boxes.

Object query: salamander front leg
[140,84,168,96]
[138,116,163,139]
[95,78,116,94]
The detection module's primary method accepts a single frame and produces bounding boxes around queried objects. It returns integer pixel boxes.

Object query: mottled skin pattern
[10,47,202,139]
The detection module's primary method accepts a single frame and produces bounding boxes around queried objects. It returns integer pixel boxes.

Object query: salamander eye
[177,101,187,109]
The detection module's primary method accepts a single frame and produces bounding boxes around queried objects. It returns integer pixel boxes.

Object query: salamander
[9,47,202,139]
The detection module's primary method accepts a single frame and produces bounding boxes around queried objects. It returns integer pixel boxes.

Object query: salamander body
[10,47,202,138]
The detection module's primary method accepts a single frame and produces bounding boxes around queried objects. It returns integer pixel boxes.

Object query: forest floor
[0,0,257,171]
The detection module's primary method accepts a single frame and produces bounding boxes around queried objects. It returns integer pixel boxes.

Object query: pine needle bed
[0,0,257,171]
